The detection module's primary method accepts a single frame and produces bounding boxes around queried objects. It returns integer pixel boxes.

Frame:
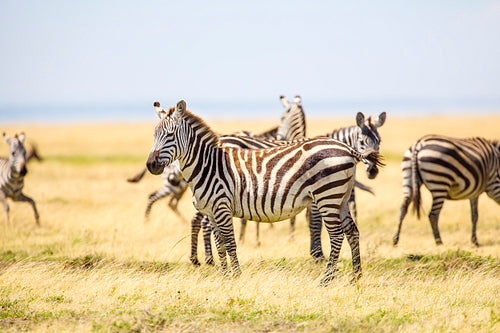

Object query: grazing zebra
[392,135,500,246]
[307,111,386,259]
[147,100,382,284]
[1,133,40,225]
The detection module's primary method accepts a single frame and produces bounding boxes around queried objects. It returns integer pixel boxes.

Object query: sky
[1,0,500,121]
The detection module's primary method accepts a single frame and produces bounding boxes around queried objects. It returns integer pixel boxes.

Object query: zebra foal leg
[393,193,412,246]
[1,194,9,225]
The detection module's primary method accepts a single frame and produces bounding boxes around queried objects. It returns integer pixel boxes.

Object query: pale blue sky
[1,1,500,120]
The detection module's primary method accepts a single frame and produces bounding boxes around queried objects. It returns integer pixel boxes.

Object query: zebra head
[3,132,28,176]
[276,95,306,141]
[354,111,386,179]
[147,100,187,175]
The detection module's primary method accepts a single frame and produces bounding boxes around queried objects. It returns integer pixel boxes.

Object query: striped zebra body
[1,133,39,225]
[307,112,386,259]
[147,100,382,284]
[393,135,500,246]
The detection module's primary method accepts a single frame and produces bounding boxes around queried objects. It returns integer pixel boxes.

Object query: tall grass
[0,116,499,332]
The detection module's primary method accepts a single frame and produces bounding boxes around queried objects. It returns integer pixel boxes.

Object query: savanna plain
[1,114,499,332]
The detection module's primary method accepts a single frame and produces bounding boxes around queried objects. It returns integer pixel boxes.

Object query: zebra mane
[182,109,219,145]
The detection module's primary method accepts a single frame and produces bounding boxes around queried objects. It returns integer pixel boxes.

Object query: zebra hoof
[392,236,399,246]
[205,256,215,266]
[318,275,334,287]
[190,256,201,266]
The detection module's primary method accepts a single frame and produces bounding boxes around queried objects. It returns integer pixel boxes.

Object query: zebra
[146,100,382,285]
[1,133,40,225]
[392,135,500,247]
[127,161,189,222]
[307,111,386,260]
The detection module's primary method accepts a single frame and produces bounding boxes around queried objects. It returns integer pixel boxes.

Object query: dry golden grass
[1,115,499,332]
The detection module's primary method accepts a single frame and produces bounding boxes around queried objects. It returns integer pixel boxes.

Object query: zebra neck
[178,142,225,185]
[328,126,356,147]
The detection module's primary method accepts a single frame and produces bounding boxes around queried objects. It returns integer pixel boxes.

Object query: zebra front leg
[189,212,204,266]
[469,197,479,247]
[0,194,9,226]
[201,215,214,265]
[428,195,445,245]
[393,194,412,246]
[239,219,247,243]
[209,217,229,275]
[215,212,241,277]
[341,208,361,283]
[307,203,325,261]
[16,193,39,225]
[288,216,295,241]
[144,189,168,223]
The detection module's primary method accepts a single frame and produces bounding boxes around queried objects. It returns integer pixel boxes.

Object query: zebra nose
[146,150,163,175]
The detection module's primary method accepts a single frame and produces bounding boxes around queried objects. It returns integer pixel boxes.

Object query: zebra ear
[294,95,302,106]
[153,101,167,119]
[3,133,10,144]
[374,112,386,128]
[356,112,366,129]
[18,132,26,144]
[175,100,186,118]
[280,95,291,109]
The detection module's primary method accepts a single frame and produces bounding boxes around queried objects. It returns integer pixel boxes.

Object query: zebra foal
[393,135,500,246]
[1,133,40,225]
[146,100,382,285]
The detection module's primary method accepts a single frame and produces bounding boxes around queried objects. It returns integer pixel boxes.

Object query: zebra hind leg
[393,193,412,246]
[429,195,445,245]
[16,193,39,225]
[307,204,325,261]
[341,208,361,283]
[469,198,480,247]
[318,209,344,287]
[189,212,204,266]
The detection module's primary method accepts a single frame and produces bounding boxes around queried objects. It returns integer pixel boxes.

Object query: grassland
[1,115,499,332]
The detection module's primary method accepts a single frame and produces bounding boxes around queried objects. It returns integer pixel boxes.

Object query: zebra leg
[429,195,445,245]
[319,211,344,287]
[144,188,170,222]
[469,197,479,247]
[209,217,229,274]
[341,208,362,283]
[239,219,247,243]
[189,212,204,266]
[0,194,9,225]
[255,222,260,246]
[307,203,325,261]
[216,212,241,277]
[201,215,214,265]
[348,188,357,221]
[393,191,412,246]
[288,216,295,241]
[16,193,39,225]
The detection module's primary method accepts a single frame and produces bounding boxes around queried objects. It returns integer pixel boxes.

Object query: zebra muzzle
[146,150,164,175]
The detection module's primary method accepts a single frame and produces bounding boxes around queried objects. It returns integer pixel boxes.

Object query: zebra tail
[354,180,375,195]
[410,143,422,219]
[127,168,147,183]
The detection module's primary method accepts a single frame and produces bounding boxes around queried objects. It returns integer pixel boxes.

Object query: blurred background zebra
[1,133,40,225]
[147,100,382,284]
[393,135,500,246]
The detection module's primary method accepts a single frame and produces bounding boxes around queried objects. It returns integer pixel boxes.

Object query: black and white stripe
[308,112,386,259]
[393,135,500,246]
[147,100,382,284]
[1,133,39,225]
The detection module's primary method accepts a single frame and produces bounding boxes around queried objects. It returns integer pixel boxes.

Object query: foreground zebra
[393,135,500,246]
[147,100,382,284]
[1,133,40,225]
